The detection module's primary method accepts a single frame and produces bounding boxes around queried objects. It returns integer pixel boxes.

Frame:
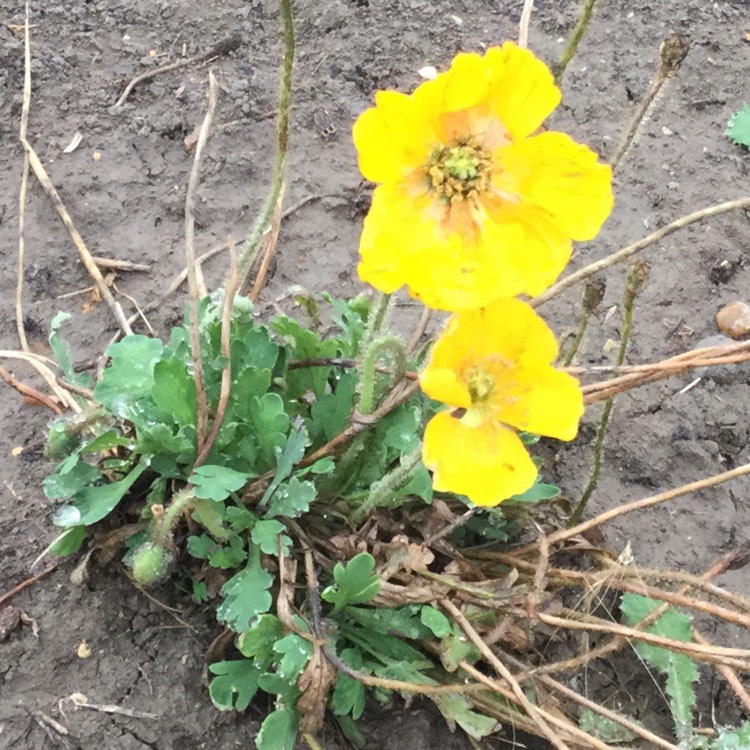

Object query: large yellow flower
[420,298,583,506]
[354,42,613,311]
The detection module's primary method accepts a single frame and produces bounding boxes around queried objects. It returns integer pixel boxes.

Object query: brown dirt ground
[1,0,750,748]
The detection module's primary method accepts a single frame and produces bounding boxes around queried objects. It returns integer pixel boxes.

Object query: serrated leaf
[217,546,273,632]
[151,358,197,427]
[265,477,316,519]
[237,614,283,668]
[256,708,299,750]
[579,709,637,743]
[260,427,310,507]
[273,633,314,682]
[53,461,148,527]
[439,625,481,672]
[251,518,289,555]
[80,429,132,453]
[208,535,248,569]
[48,526,87,556]
[347,605,428,639]
[421,606,451,638]
[208,659,261,711]
[250,393,291,467]
[187,534,215,560]
[621,594,697,743]
[432,694,498,740]
[330,648,366,720]
[727,103,750,149]
[713,722,750,749]
[190,465,253,502]
[94,336,164,416]
[49,312,91,388]
[309,371,356,443]
[322,553,380,611]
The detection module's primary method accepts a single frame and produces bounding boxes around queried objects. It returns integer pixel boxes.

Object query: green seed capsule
[131,542,174,586]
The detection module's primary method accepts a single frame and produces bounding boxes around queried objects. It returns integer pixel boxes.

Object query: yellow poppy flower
[420,298,583,506]
[353,42,613,311]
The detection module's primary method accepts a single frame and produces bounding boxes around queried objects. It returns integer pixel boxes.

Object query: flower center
[467,365,495,405]
[427,138,492,203]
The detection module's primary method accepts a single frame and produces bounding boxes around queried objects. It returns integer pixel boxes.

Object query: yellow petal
[493,131,613,241]
[419,365,472,410]
[406,203,572,310]
[358,183,430,294]
[353,90,437,184]
[423,412,538,506]
[483,42,561,140]
[423,300,560,387]
[495,367,584,441]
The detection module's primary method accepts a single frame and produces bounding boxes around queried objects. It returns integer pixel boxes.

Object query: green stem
[561,316,589,367]
[237,0,295,288]
[568,262,650,527]
[153,487,196,546]
[358,335,407,415]
[554,0,598,83]
[353,447,422,522]
[357,292,391,356]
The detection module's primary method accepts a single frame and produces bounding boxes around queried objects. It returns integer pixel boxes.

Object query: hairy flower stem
[554,0,598,83]
[353,447,423,522]
[153,487,196,547]
[569,262,651,527]
[561,280,605,366]
[358,335,407,415]
[237,0,295,289]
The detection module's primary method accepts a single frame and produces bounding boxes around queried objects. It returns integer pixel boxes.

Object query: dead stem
[184,71,219,453]
[441,598,571,750]
[0,564,58,607]
[194,239,239,468]
[16,0,31,353]
[514,462,750,555]
[0,363,63,414]
[610,34,689,172]
[517,0,534,48]
[22,142,133,336]
[113,35,241,107]
[249,184,285,301]
[533,196,750,308]
[693,629,750,714]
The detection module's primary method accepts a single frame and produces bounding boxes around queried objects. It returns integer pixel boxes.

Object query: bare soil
[1,1,749,748]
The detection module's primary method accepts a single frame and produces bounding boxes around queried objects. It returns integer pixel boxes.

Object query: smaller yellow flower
[420,298,583,506]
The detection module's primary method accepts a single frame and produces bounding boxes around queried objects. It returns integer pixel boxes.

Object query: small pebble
[716,301,750,338]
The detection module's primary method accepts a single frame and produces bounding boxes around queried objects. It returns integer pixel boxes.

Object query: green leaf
[273,633,313,682]
[190,465,253,502]
[421,606,451,638]
[208,535,248,569]
[217,546,273,632]
[53,461,148,527]
[309,372,356,443]
[256,708,299,750]
[187,534,215,560]
[48,526,87,556]
[347,606,428,640]
[331,648,366,720]
[208,659,261,711]
[94,336,164,416]
[237,614,283,668]
[49,312,91,388]
[439,624,481,672]
[151,358,197,427]
[251,518,290,555]
[713,722,750,749]
[191,499,232,540]
[80,429,132,453]
[431,694,498,740]
[265,477,316,519]
[260,428,310,506]
[250,393,291,467]
[322,553,380,611]
[43,460,101,499]
[508,482,560,504]
[727,103,750,149]
[579,709,637,743]
[620,594,698,743]
[192,580,209,604]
